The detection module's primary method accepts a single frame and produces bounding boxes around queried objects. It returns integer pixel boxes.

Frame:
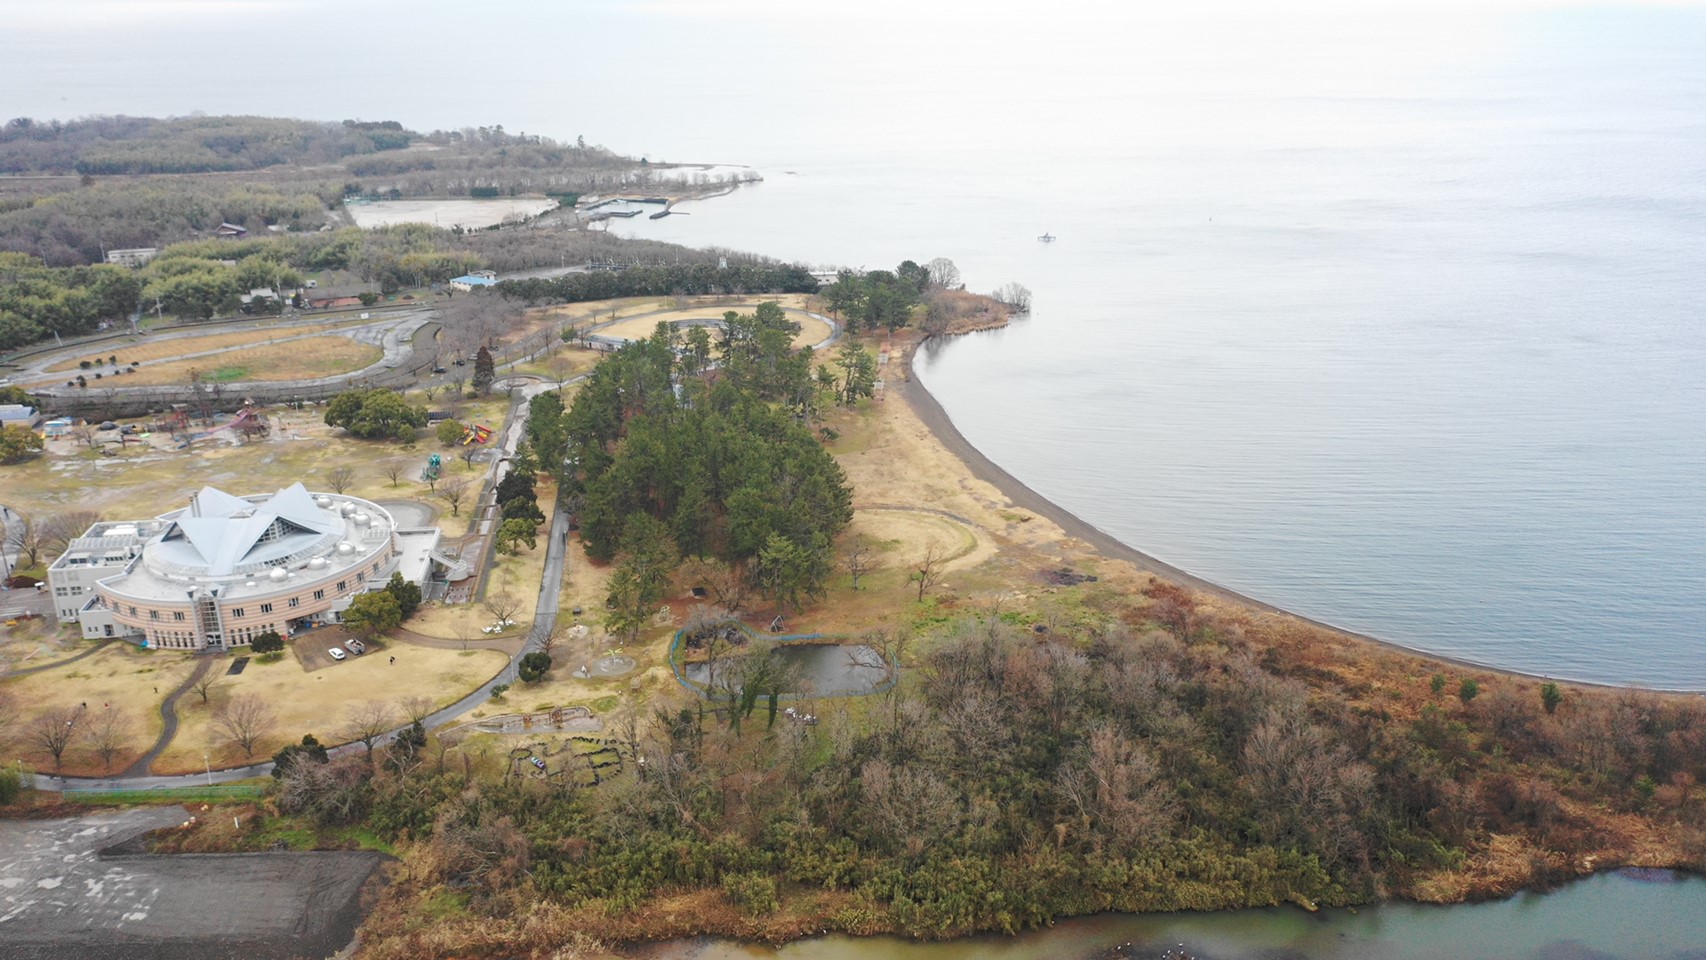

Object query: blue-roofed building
[449,270,499,292]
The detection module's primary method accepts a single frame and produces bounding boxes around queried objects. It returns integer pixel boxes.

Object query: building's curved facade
[51,483,406,650]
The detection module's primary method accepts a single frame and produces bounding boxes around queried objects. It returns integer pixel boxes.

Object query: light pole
[204,751,212,787]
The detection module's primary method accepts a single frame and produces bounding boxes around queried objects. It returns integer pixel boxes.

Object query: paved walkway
[123,657,215,777]
[0,639,116,679]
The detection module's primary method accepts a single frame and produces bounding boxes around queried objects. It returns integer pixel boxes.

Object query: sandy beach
[897,336,1656,691]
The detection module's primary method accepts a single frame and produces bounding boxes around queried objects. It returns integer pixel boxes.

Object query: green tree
[833,341,878,406]
[1430,673,1447,696]
[754,533,832,616]
[518,651,553,683]
[384,572,422,620]
[324,387,426,441]
[473,345,496,394]
[141,261,241,319]
[0,385,40,408]
[1458,678,1481,705]
[385,720,428,774]
[501,497,544,524]
[270,733,330,779]
[436,420,465,446]
[341,589,402,639]
[605,513,678,645]
[250,630,285,654]
[1540,682,1563,715]
[496,517,538,555]
[0,424,44,464]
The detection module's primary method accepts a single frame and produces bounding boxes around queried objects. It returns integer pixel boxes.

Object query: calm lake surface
[641,869,1706,960]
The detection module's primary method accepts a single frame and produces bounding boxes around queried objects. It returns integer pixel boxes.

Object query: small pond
[683,642,890,697]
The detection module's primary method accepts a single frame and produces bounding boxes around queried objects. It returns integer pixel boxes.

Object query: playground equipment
[422,452,442,483]
[462,423,494,445]
[172,407,262,448]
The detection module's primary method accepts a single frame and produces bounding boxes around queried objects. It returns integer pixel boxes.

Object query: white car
[327,647,347,661]
[344,639,366,655]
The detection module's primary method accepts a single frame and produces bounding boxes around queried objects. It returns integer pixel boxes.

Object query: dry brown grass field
[38,337,384,388]
[0,643,198,776]
[41,320,355,373]
[154,640,510,774]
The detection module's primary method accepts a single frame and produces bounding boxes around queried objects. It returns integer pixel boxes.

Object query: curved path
[123,656,215,776]
[1,638,116,679]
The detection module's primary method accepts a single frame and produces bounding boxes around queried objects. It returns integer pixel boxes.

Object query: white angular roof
[155,483,346,576]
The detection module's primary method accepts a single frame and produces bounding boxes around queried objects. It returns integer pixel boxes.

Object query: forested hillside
[0,114,745,268]
[0,116,412,175]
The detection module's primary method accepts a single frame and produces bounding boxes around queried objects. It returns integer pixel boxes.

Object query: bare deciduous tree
[433,727,464,775]
[483,592,523,627]
[537,622,562,658]
[858,758,963,858]
[399,695,437,725]
[8,513,47,569]
[910,541,946,602]
[844,534,876,590]
[993,282,1032,312]
[683,557,747,611]
[87,704,133,774]
[342,700,395,758]
[326,466,356,495]
[29,705,84,770]
[925,257,961,290]
[190,670,221,707]
[214,694,277,759]
[383,460,407,487]
[438,477,470,517]
[548,353,576,389]
[40,511,103,558]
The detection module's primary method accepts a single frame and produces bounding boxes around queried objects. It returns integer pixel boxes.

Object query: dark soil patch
[1040,567,1098,586]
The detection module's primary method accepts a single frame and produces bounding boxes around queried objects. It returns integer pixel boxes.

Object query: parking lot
[289,631,387,671]
[0,809,383,960]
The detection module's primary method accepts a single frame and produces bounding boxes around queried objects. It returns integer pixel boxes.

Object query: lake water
[641,869,1706,960]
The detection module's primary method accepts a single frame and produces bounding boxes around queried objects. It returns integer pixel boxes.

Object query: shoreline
[898,333,1694,695]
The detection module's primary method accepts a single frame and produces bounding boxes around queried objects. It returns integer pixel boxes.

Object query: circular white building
[62,483,403,650]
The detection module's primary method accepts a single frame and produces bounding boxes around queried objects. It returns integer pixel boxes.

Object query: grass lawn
[51,336,384,388]
[507,346,601,384]
[592,303,832,351]
[155,639,510,774]
[408,479,556,640]
[0,643,197,777]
